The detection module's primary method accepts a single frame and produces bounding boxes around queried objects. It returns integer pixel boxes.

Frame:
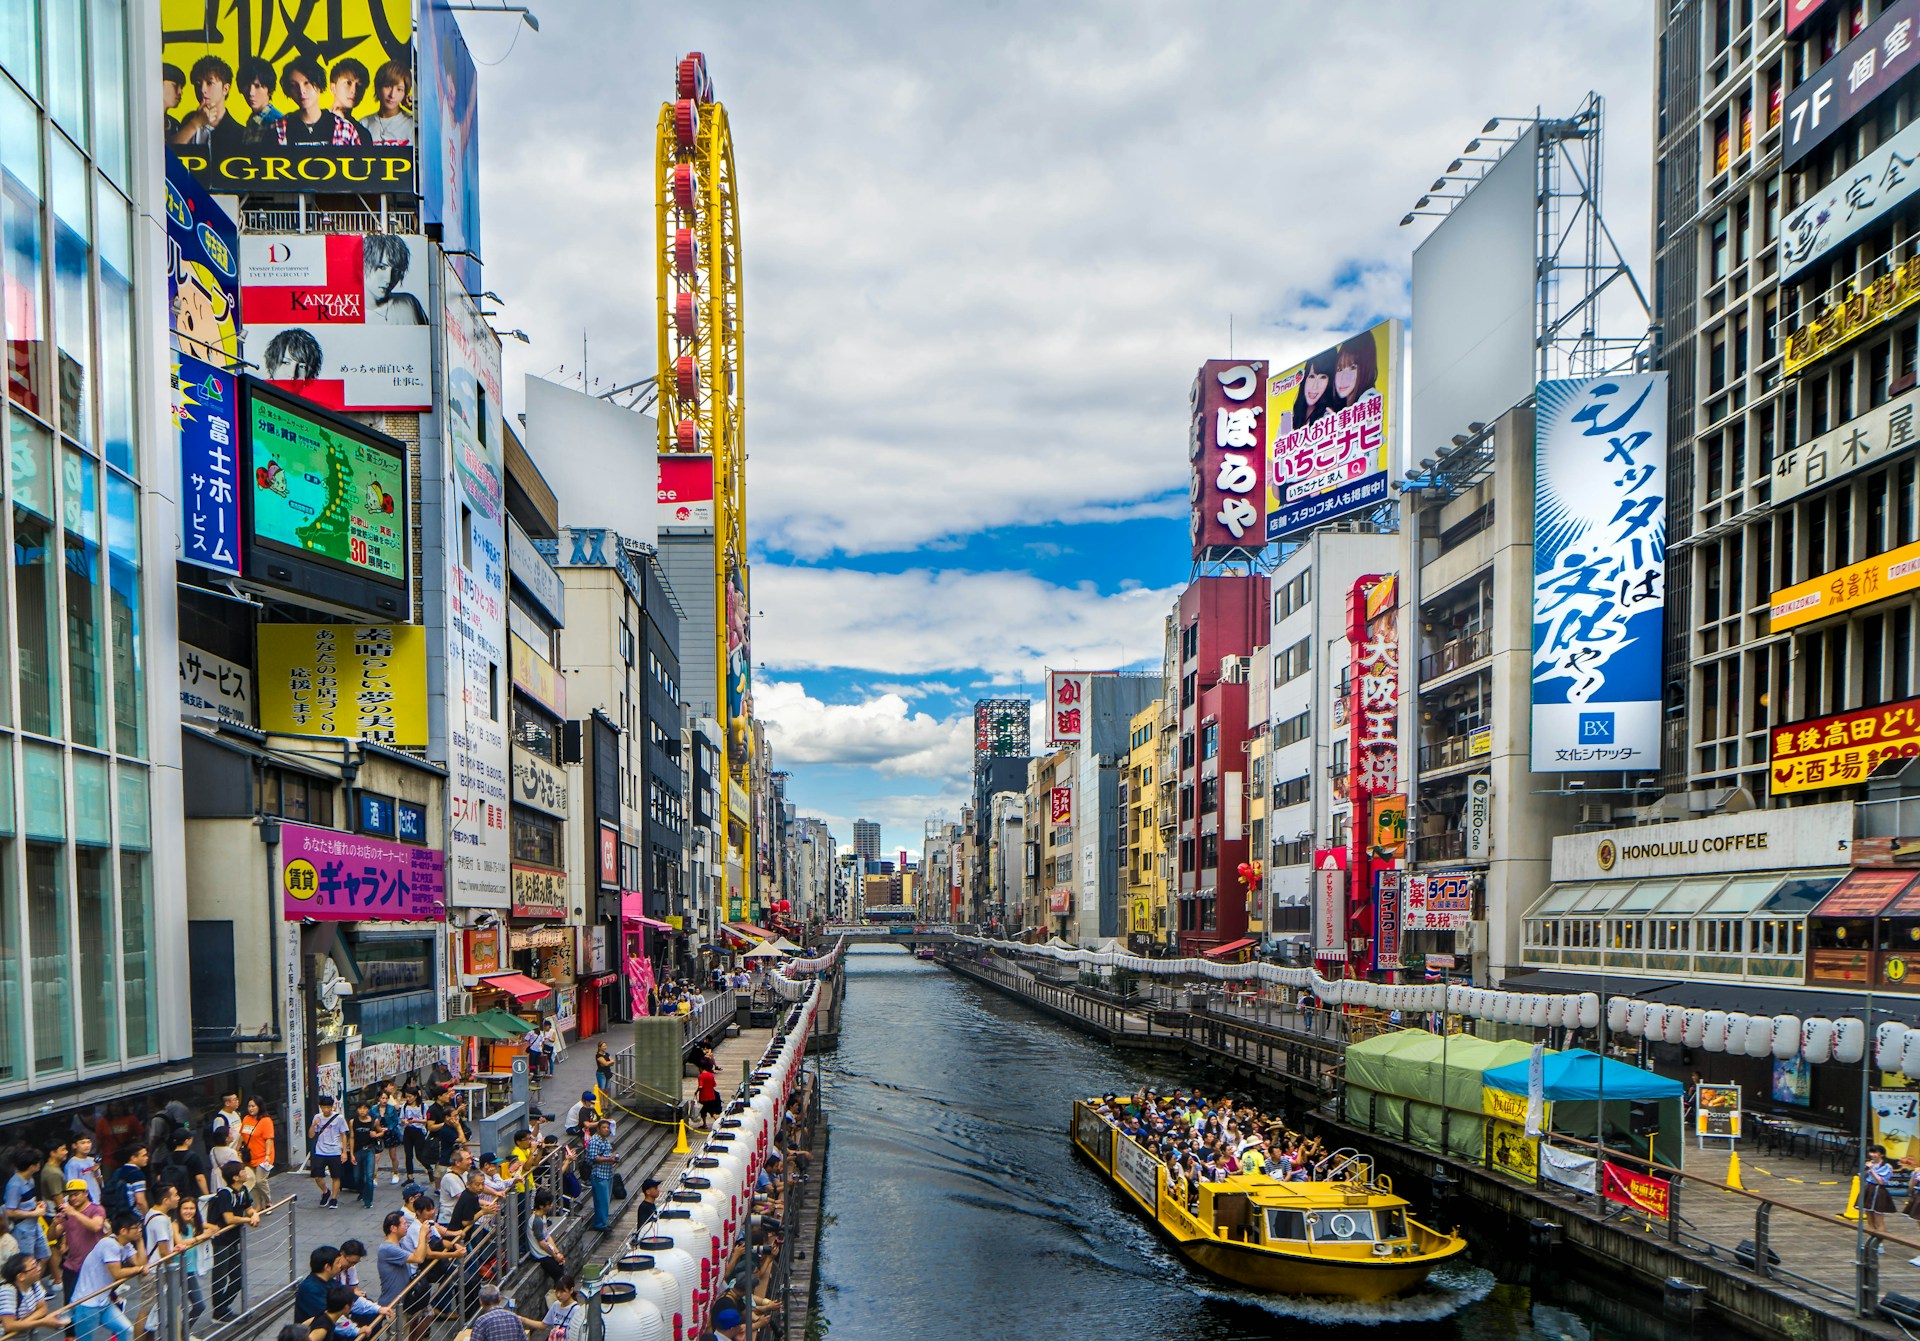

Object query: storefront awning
[479,972,553,1003]
[1808,868,1920,919]
[723,922,775,942]
[587,973,618,988]
[1203,937,1257,958]
[1501,967,1884,1019]
[627,914,674,931]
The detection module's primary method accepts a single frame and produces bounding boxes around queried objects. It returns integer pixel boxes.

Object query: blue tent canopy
[1482,1049,1683,1102]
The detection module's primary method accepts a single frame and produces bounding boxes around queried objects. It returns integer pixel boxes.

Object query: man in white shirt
[207,1092,243,1170]
[71,1211,144,1341]
[308,1096,347,1209]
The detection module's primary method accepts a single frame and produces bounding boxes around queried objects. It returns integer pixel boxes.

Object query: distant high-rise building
[853,819,882,865]
[973,698,1031,762]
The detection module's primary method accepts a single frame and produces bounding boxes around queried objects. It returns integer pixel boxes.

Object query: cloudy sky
[476,1,1656,859]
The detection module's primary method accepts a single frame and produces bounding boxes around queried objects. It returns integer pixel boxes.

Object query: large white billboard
[1530,373,1668,773]
[525,376,659,549]
[1410,127,1539,466]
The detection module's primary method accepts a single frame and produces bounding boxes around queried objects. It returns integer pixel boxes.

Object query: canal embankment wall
[936,949,1911,1341]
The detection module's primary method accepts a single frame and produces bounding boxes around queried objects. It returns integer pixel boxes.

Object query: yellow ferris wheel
[656,52,752,914]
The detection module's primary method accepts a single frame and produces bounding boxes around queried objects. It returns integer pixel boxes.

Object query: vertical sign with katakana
[1189,358,1268,558]
[1047,670,1094,747]
[174,354,241,576]
[1531,373,1668,772]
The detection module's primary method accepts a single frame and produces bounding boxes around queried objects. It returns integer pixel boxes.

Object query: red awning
[1203,937,1257,958]
[480,972,554,1003]
[627,914,674,931]
[587,973,619,988]
[1810,869,1918,919]
[722,922,774,943]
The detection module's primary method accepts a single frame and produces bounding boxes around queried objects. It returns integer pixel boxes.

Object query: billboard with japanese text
[1772,386,1920,504]
[241,234,433,411]
[1404,871,1475,931]
[279,821,444,921]
[418,0,480,289]
[1770,536,1920,631]
[1268,321,1400,538]
[1782,0,1920,170]
[1189,359,1268,556]
[161,0,416,194]
[1047,671,1093,746]
[1770,697,1920,795]
[174,354,242,576]
[1782,116,1920,284]
[257,623,427,745]
[1531,374,1667,772]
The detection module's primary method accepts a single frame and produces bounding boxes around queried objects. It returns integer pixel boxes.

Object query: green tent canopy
[1343,1029,1536,1162]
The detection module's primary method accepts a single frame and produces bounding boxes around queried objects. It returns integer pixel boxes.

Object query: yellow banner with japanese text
[1784,255,1920,375]
[1769,538,1920,633]
[257,623,427,746]
[1771,696,1920,794]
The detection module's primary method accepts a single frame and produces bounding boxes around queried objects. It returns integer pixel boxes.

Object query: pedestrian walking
[546,1018,567,1068]
[350,1102,382,1209]
[3,1150,50,1273]
[694,1066,720,1131]
[307,1097,347,1208]
[68,1212,143,1341]
[375,1084,404,1185]
[207,1091,244,1171]
[1864,1144,1897,1234]
[584,1121,616,1232]
[526,1023,546,1078]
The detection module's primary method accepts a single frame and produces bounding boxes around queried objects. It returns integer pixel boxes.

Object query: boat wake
[1188,1262,1497,1326]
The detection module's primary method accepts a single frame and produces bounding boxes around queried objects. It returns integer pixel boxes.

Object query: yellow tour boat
[1071,1100,1467,1301]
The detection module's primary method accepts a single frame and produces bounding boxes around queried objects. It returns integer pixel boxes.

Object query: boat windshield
[1265,1208,1307,1240]
[1308,1209,1376,1243]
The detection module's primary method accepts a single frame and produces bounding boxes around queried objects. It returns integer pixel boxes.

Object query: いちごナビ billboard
[1266,320,1400,539]
[162,0,416,194]
[1530,374,1667,772]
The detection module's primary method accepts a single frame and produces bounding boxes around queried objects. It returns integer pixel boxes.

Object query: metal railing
[1417,629,1492,682]
[239,207,421,235]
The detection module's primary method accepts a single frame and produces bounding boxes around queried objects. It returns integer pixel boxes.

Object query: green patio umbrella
[473,1007,539,1037]
[363,1023,462,1047]
[438,1013,527,1041]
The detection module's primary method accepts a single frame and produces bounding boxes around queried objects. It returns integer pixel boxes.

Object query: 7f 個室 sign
[1531,374,1668,771]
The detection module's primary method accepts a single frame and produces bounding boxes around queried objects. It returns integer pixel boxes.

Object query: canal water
[813,947,1696,1340]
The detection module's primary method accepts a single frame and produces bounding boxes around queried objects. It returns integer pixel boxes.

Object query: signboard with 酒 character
[1771,697,1920,794]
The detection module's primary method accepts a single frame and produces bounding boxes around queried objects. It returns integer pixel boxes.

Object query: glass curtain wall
[0,0,153,1089]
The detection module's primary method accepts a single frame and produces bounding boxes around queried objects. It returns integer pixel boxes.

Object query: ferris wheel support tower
[656,52,752,923]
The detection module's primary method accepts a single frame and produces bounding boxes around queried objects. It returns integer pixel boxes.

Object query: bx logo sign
[1578,713,1616,744]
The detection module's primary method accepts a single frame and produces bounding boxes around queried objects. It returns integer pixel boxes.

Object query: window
[1199,777,1218,814]
[1272,837,1310,867]
[1274,638,1311,687]
[258,769,336,827]
[1272,774,1310,808]
[1273,711,1310,748]
[1201,724,1219,760]
[1199,833,1218,868]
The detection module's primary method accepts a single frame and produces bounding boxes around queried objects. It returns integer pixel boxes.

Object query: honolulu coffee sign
[1555,802,1855,883]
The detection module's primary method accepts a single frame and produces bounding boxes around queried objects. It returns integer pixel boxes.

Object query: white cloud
[753,566,1178,680]
[757,680,973,779]
[483,2,1652,559]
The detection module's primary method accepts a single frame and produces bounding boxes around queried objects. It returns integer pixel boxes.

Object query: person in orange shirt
[237,1098,276,1208]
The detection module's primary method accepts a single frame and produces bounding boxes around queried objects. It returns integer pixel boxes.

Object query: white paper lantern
[1725,1013,1750,1056]
[1770,1015,1801,1060]
[1878,1021,1908,1072]
[1902,1029,1920,1080]
[1682,1009,1705,1049]
[1746,1015,1777,1059]
[1663,1005,1687,1045]
[1529,995,1551,1028]
[596,1283,668,1341]
[1543,995,1567,1029]
[1607,996,1630,1033]
[1802,1018,1835,1066]
[1836,1017,1867,1065]
[1702,1010,1728,1052]
[1577,993,1601,1030]
[1626,1000,1648,1037]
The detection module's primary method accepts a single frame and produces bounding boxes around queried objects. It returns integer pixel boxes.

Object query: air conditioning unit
[1460,920,1487,954]
[1219,655,1250,684]
[446,990,473,1018]
[1577,803,1613,825]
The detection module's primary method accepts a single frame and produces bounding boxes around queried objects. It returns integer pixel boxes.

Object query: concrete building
[987,792,1026,933]
[1175,578,1270,953]
[1263,531,1389,953]
[1123,702,1166,950]
[852,819,882,866]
